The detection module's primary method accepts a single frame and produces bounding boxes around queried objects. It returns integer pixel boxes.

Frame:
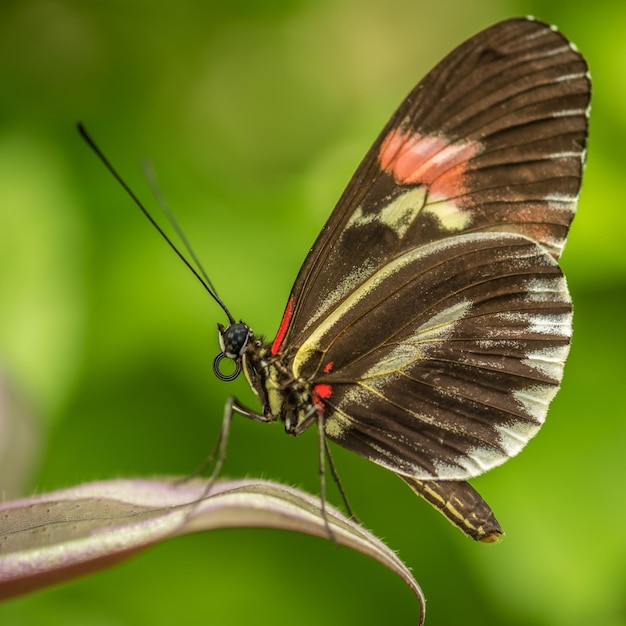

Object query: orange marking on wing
[379,128,482,197]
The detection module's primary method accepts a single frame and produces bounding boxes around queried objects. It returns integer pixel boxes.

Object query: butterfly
[80,16,590,542]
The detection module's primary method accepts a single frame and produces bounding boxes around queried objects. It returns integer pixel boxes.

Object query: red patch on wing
[313,383,333,413]
[378,128,482,197]
[314,383,332,399]
[323,361,334,373]
[271,295,294,355]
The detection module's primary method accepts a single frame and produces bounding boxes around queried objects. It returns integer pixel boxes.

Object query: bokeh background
[1,0,624,624]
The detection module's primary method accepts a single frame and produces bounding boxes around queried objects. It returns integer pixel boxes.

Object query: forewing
[273,18,589,352]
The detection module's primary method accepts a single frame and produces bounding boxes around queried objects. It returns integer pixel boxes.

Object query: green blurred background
[0,0,624,624]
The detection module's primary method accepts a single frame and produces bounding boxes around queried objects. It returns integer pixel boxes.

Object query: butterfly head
[213,321,253,381]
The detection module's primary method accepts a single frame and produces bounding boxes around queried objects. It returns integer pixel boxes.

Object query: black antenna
[77,123,235,324]
[142,159,222,299]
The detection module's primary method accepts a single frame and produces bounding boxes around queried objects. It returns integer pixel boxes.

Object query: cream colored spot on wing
[496,421,538,456]
[305,187,428,330]
[523,276,571,303]
[324,405,354,439]
[495,310,573,338]
[528,311,573,337]
[424,194,472,232]
[522,344,570,381]
[346,186,427,239]
[436,445,504,477]
[513,384,559,422]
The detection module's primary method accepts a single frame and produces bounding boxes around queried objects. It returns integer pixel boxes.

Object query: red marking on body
[379,128,482,197]
[271,296,294,355]
[323,361,334,373]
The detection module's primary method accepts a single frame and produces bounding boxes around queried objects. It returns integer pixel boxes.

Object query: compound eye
[219,322,251,358]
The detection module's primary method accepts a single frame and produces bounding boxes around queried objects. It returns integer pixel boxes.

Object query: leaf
[0,478,425,624]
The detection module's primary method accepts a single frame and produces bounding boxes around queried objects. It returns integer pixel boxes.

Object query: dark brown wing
[273,18,589,352]
[268,18,589,536]
[299,231,571,479]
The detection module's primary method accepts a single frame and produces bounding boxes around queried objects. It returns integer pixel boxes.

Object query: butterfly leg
[179,396,272,488]
[316,411,338,543]
[316,414,363,542]
[323,438,359,523]
[177,397,274,524]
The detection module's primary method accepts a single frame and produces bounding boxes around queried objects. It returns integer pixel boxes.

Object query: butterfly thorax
[242,337,320,436]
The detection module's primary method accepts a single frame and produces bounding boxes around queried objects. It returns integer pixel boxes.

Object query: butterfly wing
[270,18,589,532]
[275,18,588,349]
